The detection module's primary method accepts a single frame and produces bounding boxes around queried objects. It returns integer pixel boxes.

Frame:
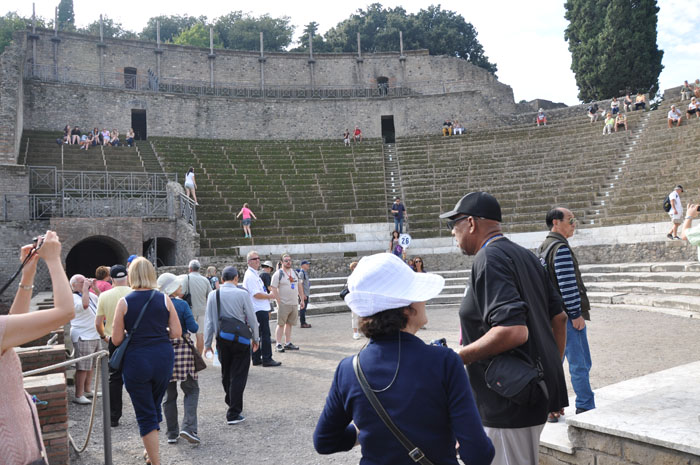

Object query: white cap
[345,253,445,317]
[157,273,183,296]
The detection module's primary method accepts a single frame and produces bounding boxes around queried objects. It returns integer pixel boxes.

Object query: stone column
[28,3,39,77]
[154,20,162,80]
[308,31,315,93]
[208,26,215,87]
[51,6,61,80]
[97,15,106,86]
[259,31,266,94]
[355,32,363,90]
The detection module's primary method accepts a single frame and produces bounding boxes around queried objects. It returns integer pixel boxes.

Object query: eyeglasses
[249,257,260,261]
[283,258,292,262]
[447,215,471,230]
[564,217,577,225]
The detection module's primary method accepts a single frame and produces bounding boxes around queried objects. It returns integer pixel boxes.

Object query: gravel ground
[66,305,700,465]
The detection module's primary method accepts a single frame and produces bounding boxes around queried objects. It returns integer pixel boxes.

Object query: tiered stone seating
[591,98,700,226]
[20,130,164,176]
[150,137,387,255]
[396,110,647,237]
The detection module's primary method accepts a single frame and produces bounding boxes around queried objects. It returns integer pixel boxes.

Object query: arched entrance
[65,236,129,278]
[143,237,177,267]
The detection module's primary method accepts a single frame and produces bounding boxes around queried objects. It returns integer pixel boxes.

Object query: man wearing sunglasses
[440,192,568,465]
[538,208,595,421]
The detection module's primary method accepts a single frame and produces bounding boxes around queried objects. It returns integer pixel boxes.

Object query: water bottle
[212,349,221,367]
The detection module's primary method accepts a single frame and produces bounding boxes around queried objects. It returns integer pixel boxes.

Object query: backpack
[663,196,672,213]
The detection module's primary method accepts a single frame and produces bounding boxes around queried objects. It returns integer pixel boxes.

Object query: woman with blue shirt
[314,253,494,465]
[157,273,202,445]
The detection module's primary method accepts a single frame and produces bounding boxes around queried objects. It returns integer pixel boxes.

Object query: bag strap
[25,393,48,464]
[130,290,156,335]
[352,355,435,465]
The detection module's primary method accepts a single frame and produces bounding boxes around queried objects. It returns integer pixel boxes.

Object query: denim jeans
[394,217,404,234]
[565,318,595,410]
[163,375,199,438]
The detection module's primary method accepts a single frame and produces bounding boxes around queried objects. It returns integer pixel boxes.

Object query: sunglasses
[447,215,471,230]
[414,260,422,263]
[283,259,292,262]
[249,257,260,261]
[561,217,577,225]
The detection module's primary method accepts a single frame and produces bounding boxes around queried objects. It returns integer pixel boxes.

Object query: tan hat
[261,260,274,269]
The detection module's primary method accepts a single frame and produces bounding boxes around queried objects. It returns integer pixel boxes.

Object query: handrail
[23,349,112,465]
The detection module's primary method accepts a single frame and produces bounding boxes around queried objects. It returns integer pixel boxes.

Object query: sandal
[143,449,151,465]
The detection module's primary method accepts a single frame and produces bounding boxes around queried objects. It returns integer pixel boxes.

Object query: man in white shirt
[668,185,684,240]
[242,251,280,367]
[667,105,682,128]
[70,274,103,405]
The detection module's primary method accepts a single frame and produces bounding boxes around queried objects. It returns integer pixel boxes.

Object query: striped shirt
[553,246,582,319]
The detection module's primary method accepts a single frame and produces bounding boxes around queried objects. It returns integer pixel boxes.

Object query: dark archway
[65,236,128,278]
[143,237,177,267]
[124,67,137,89]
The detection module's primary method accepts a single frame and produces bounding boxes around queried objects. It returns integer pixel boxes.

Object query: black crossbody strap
[352,355,435,465]
[131,290,156,334]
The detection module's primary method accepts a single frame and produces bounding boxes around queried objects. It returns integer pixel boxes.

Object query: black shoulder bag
[108,291,156,371]
[182,275,193,306]
[352,355,435,465]
[215,289,253,345]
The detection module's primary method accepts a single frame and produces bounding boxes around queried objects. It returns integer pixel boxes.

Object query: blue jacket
[314,331,494,465]
[172,297,199,334]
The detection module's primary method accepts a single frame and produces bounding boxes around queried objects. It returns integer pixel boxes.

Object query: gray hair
[69,274,85,288]
[246,250,259,260]
[188,259,201,271]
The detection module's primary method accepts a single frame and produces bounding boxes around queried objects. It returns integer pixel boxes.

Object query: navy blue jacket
[314,331,494,465]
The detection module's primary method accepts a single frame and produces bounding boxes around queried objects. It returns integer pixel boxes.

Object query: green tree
[565,0,663,101]
[0,12,29,54]
[78,16,137,39]
[291,21,332,53]
[320,4,496,73]
[173,23,222,49]
[139,15,207,43]
[57,0,75,31]
[214,12,294,51]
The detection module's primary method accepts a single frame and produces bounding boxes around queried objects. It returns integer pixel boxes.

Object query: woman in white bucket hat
[313,253,494,465]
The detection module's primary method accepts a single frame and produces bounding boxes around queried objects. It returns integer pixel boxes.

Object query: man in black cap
[439,192,568,465]
[95,264,131,427]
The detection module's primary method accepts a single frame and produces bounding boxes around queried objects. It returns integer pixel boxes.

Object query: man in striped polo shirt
[539,207,595,419]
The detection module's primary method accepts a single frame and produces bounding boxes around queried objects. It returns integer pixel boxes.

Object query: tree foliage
[292,22,332,53]
[173,23,222,49]
[214,12,294,52]
[78,16,137,39]
[0,12,29,54]
[139,15,207,43]
[565,0,663,101]
[319,3,497,74]
[57,0,75,31]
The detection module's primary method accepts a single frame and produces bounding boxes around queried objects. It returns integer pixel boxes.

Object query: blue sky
[10,1,698,106]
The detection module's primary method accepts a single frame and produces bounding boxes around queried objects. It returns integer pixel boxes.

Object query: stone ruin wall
[5,29,516,149]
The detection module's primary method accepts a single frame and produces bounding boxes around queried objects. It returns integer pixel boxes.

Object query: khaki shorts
[74,338,102,370]
[277,303,298,326]
[193,314,204,333]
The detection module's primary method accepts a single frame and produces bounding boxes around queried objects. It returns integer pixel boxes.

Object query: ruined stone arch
[65,235,129,278]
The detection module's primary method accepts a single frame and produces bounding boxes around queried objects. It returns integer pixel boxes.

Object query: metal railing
[2,191,171,220]
[29,166,176,194]
[25,63,488,99]
[23,349,112,465]
[180,193,197,231]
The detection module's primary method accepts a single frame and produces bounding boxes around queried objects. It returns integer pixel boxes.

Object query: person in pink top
[236,203,258,238]
[0,231,74,464]
[94,265,113,293]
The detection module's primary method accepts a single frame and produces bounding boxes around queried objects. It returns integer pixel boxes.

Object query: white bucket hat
[157,272,183,296]
[344,253,445,317]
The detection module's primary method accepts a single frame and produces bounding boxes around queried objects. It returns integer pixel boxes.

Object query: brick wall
[24,373,69,465]
[0,36,24,164]
[17,344,67,375]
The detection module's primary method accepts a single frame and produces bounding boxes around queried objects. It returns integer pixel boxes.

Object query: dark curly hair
[359,305,415,339]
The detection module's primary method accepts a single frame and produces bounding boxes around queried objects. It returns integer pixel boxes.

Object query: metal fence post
[100,357,112,465]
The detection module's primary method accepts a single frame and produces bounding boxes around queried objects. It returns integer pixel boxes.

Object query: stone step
[589,291,700,314]
[584,271,700,284]
[586,281,700,297]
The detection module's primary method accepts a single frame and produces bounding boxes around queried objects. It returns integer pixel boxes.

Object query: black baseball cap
[439,192,502,222]
[110,264,127,279]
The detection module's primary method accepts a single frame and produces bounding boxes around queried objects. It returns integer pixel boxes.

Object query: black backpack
[663,196,672,213]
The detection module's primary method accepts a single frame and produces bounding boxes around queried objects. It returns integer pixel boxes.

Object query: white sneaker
[73,396,91,405]
[84,391,101,398]
[352,333,361,340]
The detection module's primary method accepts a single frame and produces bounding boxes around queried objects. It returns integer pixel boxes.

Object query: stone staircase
[307,262,700,318]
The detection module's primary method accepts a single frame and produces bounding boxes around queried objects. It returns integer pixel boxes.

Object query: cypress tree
[57,0,75,31]
[565,0,663,101]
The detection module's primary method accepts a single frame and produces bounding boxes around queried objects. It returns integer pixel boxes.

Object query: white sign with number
[399,233,412,249]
